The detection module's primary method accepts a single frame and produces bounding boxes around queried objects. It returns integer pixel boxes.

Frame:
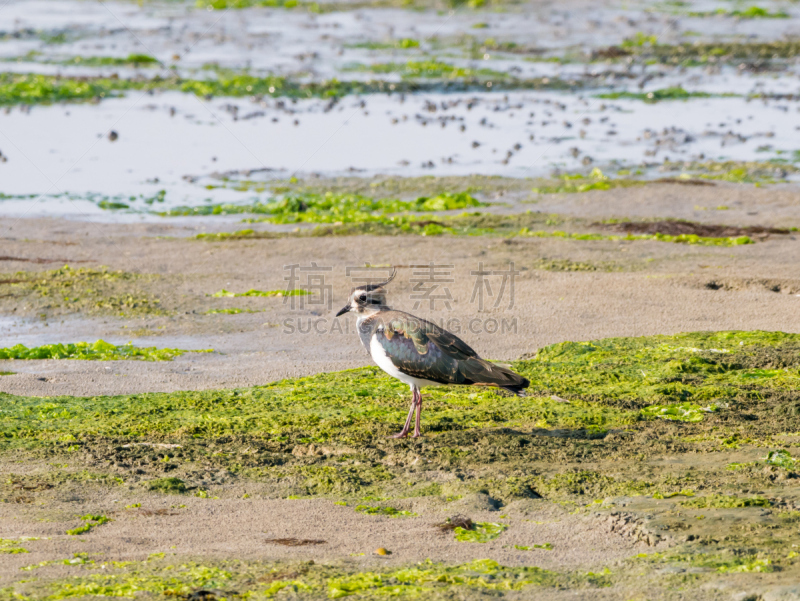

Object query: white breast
[369,334,441,389]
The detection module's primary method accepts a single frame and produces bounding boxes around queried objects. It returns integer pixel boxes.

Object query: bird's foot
[389,431,409,439]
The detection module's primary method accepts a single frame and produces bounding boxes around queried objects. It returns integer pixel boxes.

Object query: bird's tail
[461,357,530,396]
[501,380,530,397]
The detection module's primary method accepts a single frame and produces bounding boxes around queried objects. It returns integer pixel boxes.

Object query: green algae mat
[0,341,210,361]
[3,330,800,599]
[3,330,800,487]
[0,558,607,600]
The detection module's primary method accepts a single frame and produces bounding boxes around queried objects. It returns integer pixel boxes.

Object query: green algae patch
[349,38,420,50]
[716,557,773,573]
[4,329,800,512]
[0,366,635,462]
[60,54,159,67]
[345,59,508,81]
[454,522,508,542]
[205,308,262,314]
[596,86,718,103]
[0,73,132,106]
[0,72,575,107]
[355,504,416,517]
[177,192,484,226]
[601,40,800,67]
[652,489,694,499]
[640,402,719,422]
[687,6,788,19]
[2,330,798,451]
[251,193,486,224]
[212,288,310,298]
[517,330,800,413]
[531,168,647,194]
[3,557,585,601]
[281,465,395,496]
[515,543,552,550]
[237,191,484,223]
[328,559,554,598]
[0,265,163,317]
[660,160,800,184]
[66,514,110,536]
[195,229,266,241]
[0,538,34,554]
[0,341,204,362]
[147,477,188,494]
[38,563,237,600]
[533,258,621,272]
[192,210,757,246]
[636,550,774,574]
[681,495,770,509]
[519,229,752,246]
[21,553,93,571]
[764,449,798,469]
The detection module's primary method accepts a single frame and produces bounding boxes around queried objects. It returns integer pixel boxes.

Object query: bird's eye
[359,294,367,302]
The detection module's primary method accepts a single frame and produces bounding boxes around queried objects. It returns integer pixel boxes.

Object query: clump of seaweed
[166,191,484,221]
[436,515,474,532]
[212,289,310,298]
[596,86,720,103]
[0,72,576,107]
[58,54,160,67]
[344,59,508,80]
[66,514,110,536]
[264,538,326,546]
[0,341,209,361]
[531,168,647,194]
[0,265,163,317]
[147,478,189,494]
[660,160,799,184]
[597,39,800,67]
[355,504,416,517]
[599,219,789,240]
[681,495,770,509]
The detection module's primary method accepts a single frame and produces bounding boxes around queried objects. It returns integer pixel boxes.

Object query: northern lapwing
[336,269,529,438]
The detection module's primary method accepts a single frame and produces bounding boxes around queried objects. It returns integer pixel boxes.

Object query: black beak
[336,305,350,317]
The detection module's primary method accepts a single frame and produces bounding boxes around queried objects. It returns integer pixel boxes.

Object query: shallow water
[0,0,799,218]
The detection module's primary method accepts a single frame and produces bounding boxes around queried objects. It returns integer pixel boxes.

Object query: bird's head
[336,268,396,317]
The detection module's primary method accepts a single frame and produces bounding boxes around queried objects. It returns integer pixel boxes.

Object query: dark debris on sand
[600,219,790,238]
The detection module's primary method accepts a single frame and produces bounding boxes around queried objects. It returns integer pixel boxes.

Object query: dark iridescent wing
[375,316,463,384]
[424,324,478,361]
[375,312,529,392]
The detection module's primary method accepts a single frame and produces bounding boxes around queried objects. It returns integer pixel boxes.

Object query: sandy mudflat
[0,182,799,598]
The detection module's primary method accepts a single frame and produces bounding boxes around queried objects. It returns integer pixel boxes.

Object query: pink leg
[390,387,418,438]
[413,390,423,438]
